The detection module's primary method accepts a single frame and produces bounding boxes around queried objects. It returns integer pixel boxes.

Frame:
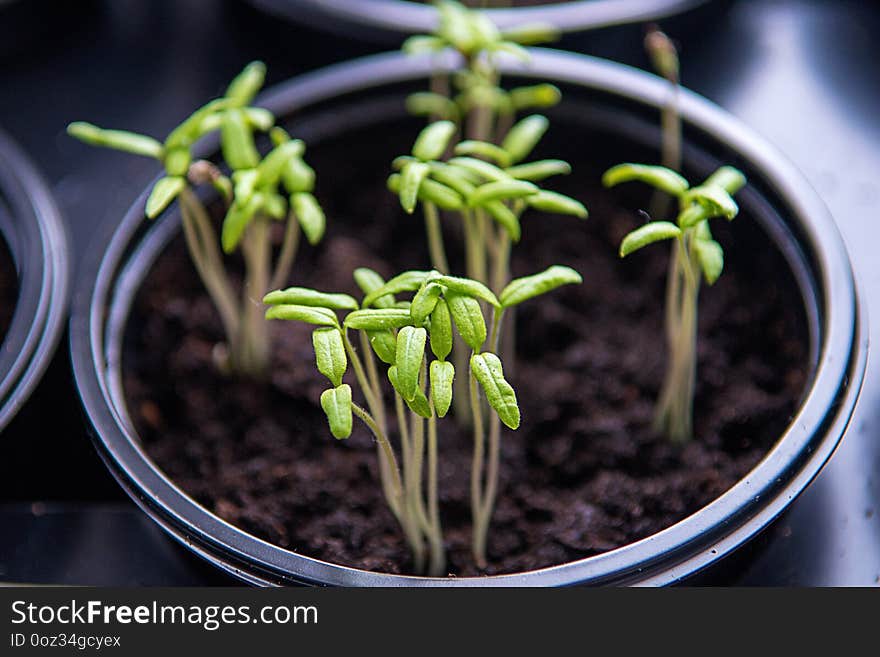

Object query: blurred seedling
[68,62,326,379]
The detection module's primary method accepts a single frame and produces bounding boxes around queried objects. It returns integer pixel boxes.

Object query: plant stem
[426,411,445,576]
[232,217,271,378]
[423,201,449,274]
[178,188,239,351]
[469,354,488,569]
[654,234,699,442]
[352,401,425,571]
[269,212,301,291]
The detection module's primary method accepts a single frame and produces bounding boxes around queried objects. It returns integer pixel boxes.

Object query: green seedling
[68,62,326,379]
[265,264,581,572]
[389,116,585,424]
[603,163,746,443]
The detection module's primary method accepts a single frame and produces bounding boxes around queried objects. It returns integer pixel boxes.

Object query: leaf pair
[604,162,746,285]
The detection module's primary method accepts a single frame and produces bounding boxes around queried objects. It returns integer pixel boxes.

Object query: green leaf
[508,84,561,111]
[437,0,478,54]
[265,304,339,327]
[243,107,275,131]
[163,147,191,177]
[427,162,478,197]
[454,140,511,167]
[282,157,316,193]
[470,352,520,430]
[225,61,266,106]
[500,265,582,308]
[683,185,739,221]
[402,35,447,54]
[399,161,430,213]
[396,326,427,402]
[263,192,287,220]
[354,268,396,309]
[482,201,521,242]
[344,308,414,331]
[435,275,500,308]
[446,293,487,350]
[291,193,325,245]
[602,163,690,197]
[67,122,163,159]
[430,360,455,418]
[411,282,443,325]
[704,166,746,194]
[320,384,353,440]
[619,221,682,257]
[505,159,571,181]
[221,109,260,170]
[405,92,460,122]
[447,156,509,182]
[233,169,259,203]
[487,41,530,62]
[145,176,185,219]
[500,23,559,46]
[221,193,263,253]
[257,139,305,187]
[362,271,431,308]
[468,179,537,208]
[368,329,397,364]
[387,367,432,419]
[412,121,457,162]
[526,190,588,218]
[263,287,358,310]
[164,98,230,148]
[429,299,453,361]
[694,238,724,285]
[416,178,464,211]
[312,327,347,387]
[501,115,549,164]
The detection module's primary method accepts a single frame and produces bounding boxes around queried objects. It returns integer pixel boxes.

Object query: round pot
[70,49,865,586]
[0,129,71,433]
[246,0,710,43]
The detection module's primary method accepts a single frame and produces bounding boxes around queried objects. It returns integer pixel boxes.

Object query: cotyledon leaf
[312,327,347,387]
[619,221,682,257]
[500,265,583,308]
[264,304,339,327]
[320,384,353,440]
[263,287,358,310]
[446,293,487,350]
[470,352,520,430]
[395,326,427,402]
[430,360,455,418]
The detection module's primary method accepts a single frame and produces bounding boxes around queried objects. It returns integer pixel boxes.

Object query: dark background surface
[0,0,877,585]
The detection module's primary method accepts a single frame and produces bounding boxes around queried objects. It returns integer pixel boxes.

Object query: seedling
[67,62,326,379]
[264,264,581,572]
[603,163,746,442]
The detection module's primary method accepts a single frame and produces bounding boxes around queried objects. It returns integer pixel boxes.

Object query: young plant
[603,163,746,443]
[67,62,326,379]
[389,118,585,421]
[264,264,581,573]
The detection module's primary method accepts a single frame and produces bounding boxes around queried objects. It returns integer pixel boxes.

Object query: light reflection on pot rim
[70,49,866,586]
[0,128,71,434]
[246,0,710,36]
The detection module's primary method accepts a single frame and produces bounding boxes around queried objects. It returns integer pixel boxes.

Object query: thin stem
[269,212,301,291]
[233,217,271,378]
[469,355,488,569]
[358,331,396,515]
[426,411,445,576]
[178,188,239,345]
[342,331,381,419]
[423,201,450,274]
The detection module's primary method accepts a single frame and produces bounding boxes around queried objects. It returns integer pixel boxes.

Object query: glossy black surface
[0,0,877,585]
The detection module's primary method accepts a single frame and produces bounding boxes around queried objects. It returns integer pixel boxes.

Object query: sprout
[265,264,581,573]
[67,62,327,379]
[603,163,747,443]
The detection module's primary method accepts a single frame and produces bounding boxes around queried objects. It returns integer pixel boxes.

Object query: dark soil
[124,117,809,577]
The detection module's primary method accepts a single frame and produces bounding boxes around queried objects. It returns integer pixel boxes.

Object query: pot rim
[0,128,71,433]
[247,0,709,35]
[70,49,866,586]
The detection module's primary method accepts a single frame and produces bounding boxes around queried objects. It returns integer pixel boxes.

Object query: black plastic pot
[0,129,71,433]
[246,0,710,43]
[70,49,865,586]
